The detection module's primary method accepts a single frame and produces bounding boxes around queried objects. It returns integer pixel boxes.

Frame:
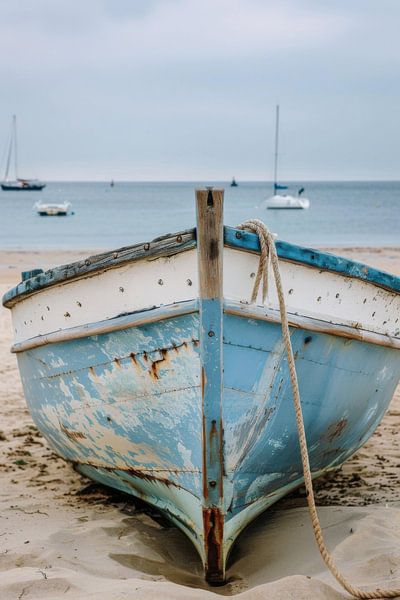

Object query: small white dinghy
[266,193,310,209]
[34,201,71,216]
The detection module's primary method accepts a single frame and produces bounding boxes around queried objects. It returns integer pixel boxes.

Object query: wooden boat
[265,105,310,209]
[34,201,71,216]
[1,116,46,191]
[3,189,400,583]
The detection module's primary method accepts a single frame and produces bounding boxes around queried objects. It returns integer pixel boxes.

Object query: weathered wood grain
[195,189,224,300]
[195,188,225,583]
[3,229,196,307]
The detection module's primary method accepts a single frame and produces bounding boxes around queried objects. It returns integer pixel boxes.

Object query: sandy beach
[1,247,400,600]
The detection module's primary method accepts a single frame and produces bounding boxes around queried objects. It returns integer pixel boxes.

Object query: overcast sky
[0,0,399,181]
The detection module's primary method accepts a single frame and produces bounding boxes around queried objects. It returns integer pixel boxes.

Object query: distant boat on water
[110,179,114,187]
[34,201,71,216]
[265,105,309,209]
[230,177,238,187]
[1,115,46,191]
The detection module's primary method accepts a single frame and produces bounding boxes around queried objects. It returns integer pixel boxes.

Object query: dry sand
[1,248,400,600]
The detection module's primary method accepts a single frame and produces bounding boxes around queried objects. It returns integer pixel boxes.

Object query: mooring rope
[238,219,400,599]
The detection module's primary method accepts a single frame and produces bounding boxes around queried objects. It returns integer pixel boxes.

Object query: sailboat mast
[13,115,18,180]
[4,117,14,182]
[273,105,279,194]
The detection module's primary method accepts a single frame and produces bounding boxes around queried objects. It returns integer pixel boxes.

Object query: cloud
[0,0,399,179]
[0,0,349,73]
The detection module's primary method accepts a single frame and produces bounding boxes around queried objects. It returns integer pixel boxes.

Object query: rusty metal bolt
[85,259,91,266]
[288,288,294,295]
[250,272,255,278]
[177,235,183,243]
[235,231,242,239]
[208,330,215,337]
[144,243,150,251]
[158,279,164,285]
[209,480,217,488]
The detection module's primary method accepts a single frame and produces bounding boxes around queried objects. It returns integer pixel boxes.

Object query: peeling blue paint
[14,308,400,575]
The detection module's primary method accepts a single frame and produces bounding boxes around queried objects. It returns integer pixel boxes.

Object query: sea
[0,181,399,250]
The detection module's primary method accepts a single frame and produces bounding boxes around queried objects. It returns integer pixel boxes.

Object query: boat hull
[2,182,46,191]
[15,308,400,577]
[4,220,400,582]
[35,202,71,216]
[38,211,67,216]
[266,194,310,209]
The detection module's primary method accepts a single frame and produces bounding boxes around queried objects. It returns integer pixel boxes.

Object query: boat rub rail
[10,299,400,353]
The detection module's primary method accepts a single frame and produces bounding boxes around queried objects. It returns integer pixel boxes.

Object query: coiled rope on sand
[238,218,400,599]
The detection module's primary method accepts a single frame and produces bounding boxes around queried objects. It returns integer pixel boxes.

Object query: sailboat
[1,116,46,191]
[265,105,309,209]
[230,177,238,187]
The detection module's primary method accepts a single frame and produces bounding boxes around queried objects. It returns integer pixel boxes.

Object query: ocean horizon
[1,180,399,250]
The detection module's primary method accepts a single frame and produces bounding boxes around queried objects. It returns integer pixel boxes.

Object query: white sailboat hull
[265,194,310,209]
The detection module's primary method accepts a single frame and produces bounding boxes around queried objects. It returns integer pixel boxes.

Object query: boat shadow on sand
[76,482,247,594]
[75,480,356,596]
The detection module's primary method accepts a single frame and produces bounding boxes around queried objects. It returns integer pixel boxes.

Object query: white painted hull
[9,246,400,349]
[34,202,71,216]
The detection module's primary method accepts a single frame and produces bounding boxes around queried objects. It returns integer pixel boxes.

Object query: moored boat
[2,178,46,191]
[34,201,71,216]
[266,193,310,209]
[1,116,46,191]
[3,188,400,583]
[265,105,310,209]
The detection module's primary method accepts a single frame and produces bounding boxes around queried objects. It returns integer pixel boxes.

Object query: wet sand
[1,247,400,599]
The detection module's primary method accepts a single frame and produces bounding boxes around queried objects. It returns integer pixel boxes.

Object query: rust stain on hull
[203,506,224,584]
[201,366,208,500]
[60,423,87,440]
[74,460,200,494]
[326,418,348,442]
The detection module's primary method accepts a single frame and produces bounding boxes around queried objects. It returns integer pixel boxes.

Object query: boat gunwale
[3,225,400,308]
[10,298,400,353]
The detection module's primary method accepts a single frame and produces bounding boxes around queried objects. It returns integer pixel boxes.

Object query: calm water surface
[0,181,399,250]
